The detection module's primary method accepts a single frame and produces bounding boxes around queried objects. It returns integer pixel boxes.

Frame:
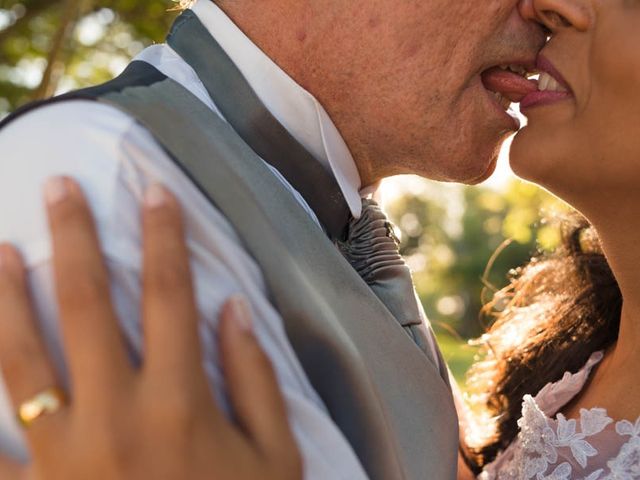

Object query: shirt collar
[190,0,363,218]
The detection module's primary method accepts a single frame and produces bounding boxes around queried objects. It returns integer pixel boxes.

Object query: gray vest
[1,13,459,480]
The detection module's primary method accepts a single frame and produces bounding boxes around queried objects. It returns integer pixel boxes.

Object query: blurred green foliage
[0,0,178,113]
[385,178,569,339]
[384,178,570,383]
[1,1,572,385]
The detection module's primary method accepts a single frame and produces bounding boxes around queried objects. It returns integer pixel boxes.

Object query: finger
[141,184,203,380]
[44,177,132,397]
[218,297,299,462]
[0,452,28,479]
[0,245,65,446]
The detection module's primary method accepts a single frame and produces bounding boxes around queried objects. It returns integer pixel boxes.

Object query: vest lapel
[168,10,351,241]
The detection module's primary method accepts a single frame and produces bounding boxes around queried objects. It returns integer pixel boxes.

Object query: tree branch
[32,0,86,99]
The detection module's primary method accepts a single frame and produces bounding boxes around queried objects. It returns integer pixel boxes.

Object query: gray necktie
[168,11,449,380]
[338,199,447,373]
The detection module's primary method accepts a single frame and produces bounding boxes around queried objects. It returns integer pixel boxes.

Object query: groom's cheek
[323,0,536,183]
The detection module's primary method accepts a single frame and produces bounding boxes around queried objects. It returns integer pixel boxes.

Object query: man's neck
[211,0,379,187]
[214,0,317,103]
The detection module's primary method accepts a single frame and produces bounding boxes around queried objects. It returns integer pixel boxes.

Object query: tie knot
[337,199,404,282]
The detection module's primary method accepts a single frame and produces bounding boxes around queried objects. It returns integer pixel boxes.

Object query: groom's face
[312,0,546,185]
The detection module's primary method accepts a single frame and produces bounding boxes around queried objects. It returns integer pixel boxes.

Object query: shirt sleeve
[0,100,368,479]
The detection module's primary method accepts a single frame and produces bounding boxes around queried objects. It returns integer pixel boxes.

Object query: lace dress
[480,351,640,479]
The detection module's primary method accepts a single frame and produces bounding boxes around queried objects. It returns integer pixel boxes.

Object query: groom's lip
[477,58,537,131]
[478,77,521,131]
[479,57,537,89]
[481,67,538,103]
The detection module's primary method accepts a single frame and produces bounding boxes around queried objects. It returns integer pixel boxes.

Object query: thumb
[218,296,300,465]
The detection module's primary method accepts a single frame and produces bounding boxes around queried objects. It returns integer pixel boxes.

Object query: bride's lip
[537,55,572,92]
[520,55,574,111]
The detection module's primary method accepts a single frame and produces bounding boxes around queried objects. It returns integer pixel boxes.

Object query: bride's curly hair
[463,214,622,472]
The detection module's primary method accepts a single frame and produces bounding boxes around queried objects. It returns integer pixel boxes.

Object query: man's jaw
[449,61,538,185]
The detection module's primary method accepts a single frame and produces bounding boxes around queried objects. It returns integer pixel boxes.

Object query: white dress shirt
[0,1,369,477]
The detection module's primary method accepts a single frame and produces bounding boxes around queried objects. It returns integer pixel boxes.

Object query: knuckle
[89,440,134,477]
[270,450,304,480]
[110,438,137,474]
[146,258,191,294]
[75,413,139,474]
[0,340,43,386]
[57,272,109,314]
[146,387,196,436]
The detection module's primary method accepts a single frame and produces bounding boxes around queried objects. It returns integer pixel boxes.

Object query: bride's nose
[518,0,592,34]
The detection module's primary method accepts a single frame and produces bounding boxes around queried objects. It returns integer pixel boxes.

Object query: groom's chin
[455,127,513,185]
[457,145,502,186]
[466,155,500,185]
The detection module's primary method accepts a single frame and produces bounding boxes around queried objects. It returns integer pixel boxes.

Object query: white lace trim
[534,351,604,417]
[480,352,640,480]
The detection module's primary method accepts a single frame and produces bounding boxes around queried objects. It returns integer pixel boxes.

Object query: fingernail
[144,183,168,209]
[44,177,69,206]
[229,295,254,334]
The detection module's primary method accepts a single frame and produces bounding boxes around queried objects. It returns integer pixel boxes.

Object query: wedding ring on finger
[16,386,67,429]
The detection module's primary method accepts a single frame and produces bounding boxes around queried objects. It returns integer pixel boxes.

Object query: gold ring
[16,387,66,429]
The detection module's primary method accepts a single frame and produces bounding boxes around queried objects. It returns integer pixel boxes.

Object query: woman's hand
[0,177,303,479]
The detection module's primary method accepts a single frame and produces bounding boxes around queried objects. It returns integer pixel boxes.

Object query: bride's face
[510,0,640,202]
